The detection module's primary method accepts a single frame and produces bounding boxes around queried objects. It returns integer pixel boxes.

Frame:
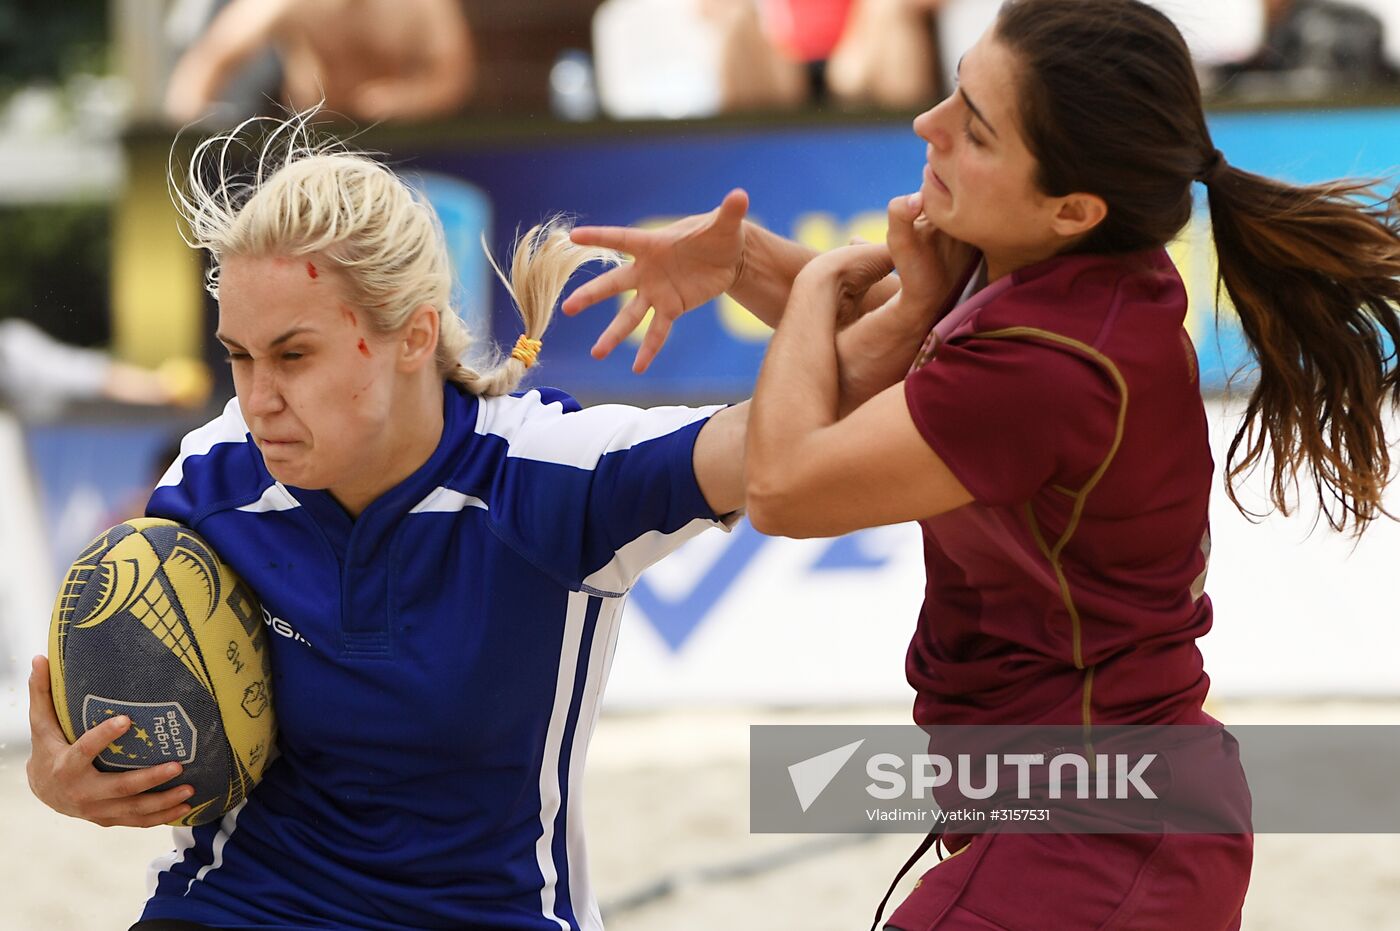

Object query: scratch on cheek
[341,305,358,327]
[306,261,319,280]
[357,338,372,357]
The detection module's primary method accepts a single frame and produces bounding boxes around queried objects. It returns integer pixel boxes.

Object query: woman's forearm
[833,293,938,417]
[729,222,901,328]
[748,272,844,507]
[727,224,818,326]
[735,225,938,417]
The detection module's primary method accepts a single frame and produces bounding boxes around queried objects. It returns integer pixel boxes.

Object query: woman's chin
[264,459,314,488]
[917,192,958,232]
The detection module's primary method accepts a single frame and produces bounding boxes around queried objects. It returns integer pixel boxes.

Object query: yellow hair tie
[511,335,543,368]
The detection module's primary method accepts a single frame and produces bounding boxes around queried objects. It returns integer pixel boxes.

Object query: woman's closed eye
[223,351,306,363]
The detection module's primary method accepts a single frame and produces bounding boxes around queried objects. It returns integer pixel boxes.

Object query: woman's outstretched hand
[562,189,750,373]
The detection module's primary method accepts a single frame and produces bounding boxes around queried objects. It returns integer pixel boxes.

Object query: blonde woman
[24,112,926,931]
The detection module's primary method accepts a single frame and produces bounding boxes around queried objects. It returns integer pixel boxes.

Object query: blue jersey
[139,382,730,930]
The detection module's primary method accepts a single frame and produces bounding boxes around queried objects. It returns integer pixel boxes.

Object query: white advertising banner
[602,400,1400,707]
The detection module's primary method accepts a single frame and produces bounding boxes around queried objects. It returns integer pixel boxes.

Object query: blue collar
[287,382,479,559]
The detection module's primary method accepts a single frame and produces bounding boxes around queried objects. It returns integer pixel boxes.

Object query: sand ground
[5,698,1400,930]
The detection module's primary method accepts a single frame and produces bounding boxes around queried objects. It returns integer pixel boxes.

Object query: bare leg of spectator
[703,0,809,111]
[827,0,941,108]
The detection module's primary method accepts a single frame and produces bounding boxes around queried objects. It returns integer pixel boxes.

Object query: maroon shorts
[885,831,1252,931]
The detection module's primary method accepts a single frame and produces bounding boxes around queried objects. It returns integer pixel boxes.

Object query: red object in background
[761,0,855,62]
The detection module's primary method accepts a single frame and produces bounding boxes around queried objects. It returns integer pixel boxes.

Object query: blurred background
[3,1,1400,928]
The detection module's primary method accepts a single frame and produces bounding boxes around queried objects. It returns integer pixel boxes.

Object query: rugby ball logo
[83,695,198,769]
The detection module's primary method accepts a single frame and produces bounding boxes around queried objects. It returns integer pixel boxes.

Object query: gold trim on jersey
[1081,665,1097,759]
[970,326,1130,739]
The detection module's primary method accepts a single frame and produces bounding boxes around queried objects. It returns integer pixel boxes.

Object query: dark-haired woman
[566,1,1400,927]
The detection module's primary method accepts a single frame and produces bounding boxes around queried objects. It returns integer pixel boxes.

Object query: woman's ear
[398,304,441,372]
[1050,192,1109,240]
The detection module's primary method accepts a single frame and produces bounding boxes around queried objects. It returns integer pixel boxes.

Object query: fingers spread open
[593,293,651,360]
[568,225,639,251]
[562,263,637,316]
[634,313,675,374]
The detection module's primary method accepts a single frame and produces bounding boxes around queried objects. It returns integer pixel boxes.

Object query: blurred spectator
[164,0,476,124]
[1216,0,1399,96]
[593,0,802,118]
[932,2,1267,97]
[593,0,939,117]
[759,0,855,103]
[165,0,284,121]
[721,0,946,111]
[825,0,943,108]
[755,0,1274,112]
[708,0,809,111]
[0,319,211,421]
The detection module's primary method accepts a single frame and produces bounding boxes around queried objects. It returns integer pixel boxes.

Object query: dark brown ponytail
[995,0,1400,533]
[1205,168,1400,531]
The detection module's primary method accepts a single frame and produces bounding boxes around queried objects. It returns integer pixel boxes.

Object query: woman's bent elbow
[746,486,817,537]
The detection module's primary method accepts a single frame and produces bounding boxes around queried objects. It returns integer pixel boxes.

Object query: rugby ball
[48,518,275,826]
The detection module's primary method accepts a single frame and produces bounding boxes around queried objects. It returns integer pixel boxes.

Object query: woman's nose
[244,364,285,416]
[913,99,954,152]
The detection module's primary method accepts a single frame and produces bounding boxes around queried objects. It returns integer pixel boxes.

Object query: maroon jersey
[903,248,1214,729]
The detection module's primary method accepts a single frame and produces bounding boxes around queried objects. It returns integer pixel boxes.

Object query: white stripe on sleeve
[475,390,722,470]
[580,515,730,597]
[157,398,250,490]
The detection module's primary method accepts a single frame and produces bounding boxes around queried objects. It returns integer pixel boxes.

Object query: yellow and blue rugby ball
[48,518,276,826]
